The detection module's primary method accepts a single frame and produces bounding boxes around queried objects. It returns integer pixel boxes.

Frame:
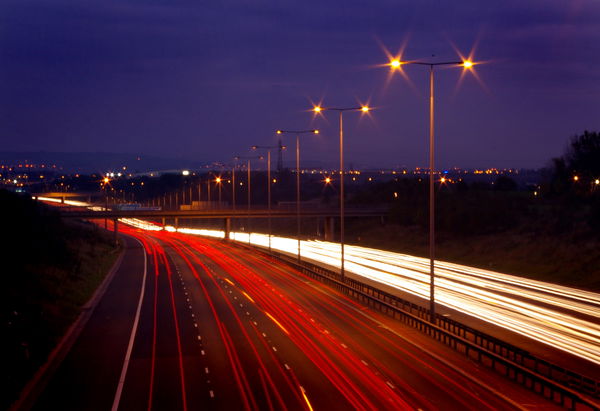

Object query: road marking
[188,305,192,309]
[111,239,148,411]
[197,335,202,341]
[209,390,214,398]
[262,333,267,337]
[191,313,195,318]
[341,343,348,349]
[194,323,198,328]
[201,350,205,355]
[284,363,290,370]
[361,360,368,366]
[205,367,210,374]
[386,381,395,389]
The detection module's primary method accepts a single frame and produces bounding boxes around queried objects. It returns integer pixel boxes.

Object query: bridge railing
[252,246,600,410]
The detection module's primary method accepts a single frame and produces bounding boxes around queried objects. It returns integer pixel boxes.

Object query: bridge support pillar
[224,218,231,240]
[162,217,166,229]
[113,218,119,246]
[324,216,335,242]
[175,217,179,230]
[61,196,65,204]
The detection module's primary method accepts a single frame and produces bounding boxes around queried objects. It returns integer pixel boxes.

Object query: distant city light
[182,170,190,176]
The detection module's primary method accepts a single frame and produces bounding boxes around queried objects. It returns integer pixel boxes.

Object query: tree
[566,130,600,179]
[550,130,600,196]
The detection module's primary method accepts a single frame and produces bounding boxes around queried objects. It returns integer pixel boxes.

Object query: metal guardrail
[257,248,600,410]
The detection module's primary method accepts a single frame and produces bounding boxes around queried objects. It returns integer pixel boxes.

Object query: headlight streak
[47,198,598,368]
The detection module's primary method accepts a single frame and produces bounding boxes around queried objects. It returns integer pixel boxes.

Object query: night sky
[1,0,598,169]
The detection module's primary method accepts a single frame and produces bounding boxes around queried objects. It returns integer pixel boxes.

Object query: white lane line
[284,363,290,370]
[341,343,348,349]
[111,238,148,411]
[197,335,202,341]
[209,390,214,398]
[361,360,368,366]
[386,381,395,389]
[272,346,277,352]
[201,350,205,355]
[205,367,210,374]
[193,323,198,328]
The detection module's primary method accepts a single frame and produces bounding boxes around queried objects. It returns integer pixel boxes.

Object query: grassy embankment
[0,190,119,409]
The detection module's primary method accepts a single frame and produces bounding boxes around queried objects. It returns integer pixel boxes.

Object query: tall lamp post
[251,144,282,253]
[274,129,319,262]
[386,56,475,323]
[215,176,222,207]
[311,106,369,282]
[234,155,263,243]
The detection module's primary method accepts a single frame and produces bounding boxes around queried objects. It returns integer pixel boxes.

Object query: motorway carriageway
[36,224,561,410]
[124,218,600,370]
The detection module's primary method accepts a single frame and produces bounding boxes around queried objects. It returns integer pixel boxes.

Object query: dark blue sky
[1,0,598,169]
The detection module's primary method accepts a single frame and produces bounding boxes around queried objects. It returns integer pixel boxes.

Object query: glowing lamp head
[276,130,282,134]
[595,179,600,185]
[251,145,258,150]
[361,106,370,113]
[574,175,579,181]
[313,129,319,134]
[390,59,402,69]
[313,106,322,113]
[463,60,474,69]
[324,177,331,184]
[103,177,110,184]
[215,177,221,183]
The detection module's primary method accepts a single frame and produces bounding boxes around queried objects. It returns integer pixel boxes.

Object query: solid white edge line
[111,238,148,411]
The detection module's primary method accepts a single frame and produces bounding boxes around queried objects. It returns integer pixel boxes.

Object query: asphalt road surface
[30,227,561,410]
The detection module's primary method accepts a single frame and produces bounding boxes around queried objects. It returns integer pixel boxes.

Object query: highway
[31,225,560,410]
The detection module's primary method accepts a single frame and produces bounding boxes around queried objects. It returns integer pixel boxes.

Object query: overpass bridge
[56,205,388,244]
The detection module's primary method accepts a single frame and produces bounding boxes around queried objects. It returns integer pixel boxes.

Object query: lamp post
[215,176,222,207]
[234,155,263,243]
[231,159,237,211]
[274,129,319,262]
[387,56,474,323]
[102,176,110,229]
[251,144,285,253]
[312,106,369,282]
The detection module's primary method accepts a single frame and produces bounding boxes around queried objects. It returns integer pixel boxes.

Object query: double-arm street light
[275,129,319,262]
[312,105,370,282]
[387,56,475,323]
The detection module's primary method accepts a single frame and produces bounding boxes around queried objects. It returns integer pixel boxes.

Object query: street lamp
[387,55,475,323]
[234,155,263,243]
[215,176,222,207]
[251,144,284,253]
[311,105,370,282]
[275,129,319,262]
